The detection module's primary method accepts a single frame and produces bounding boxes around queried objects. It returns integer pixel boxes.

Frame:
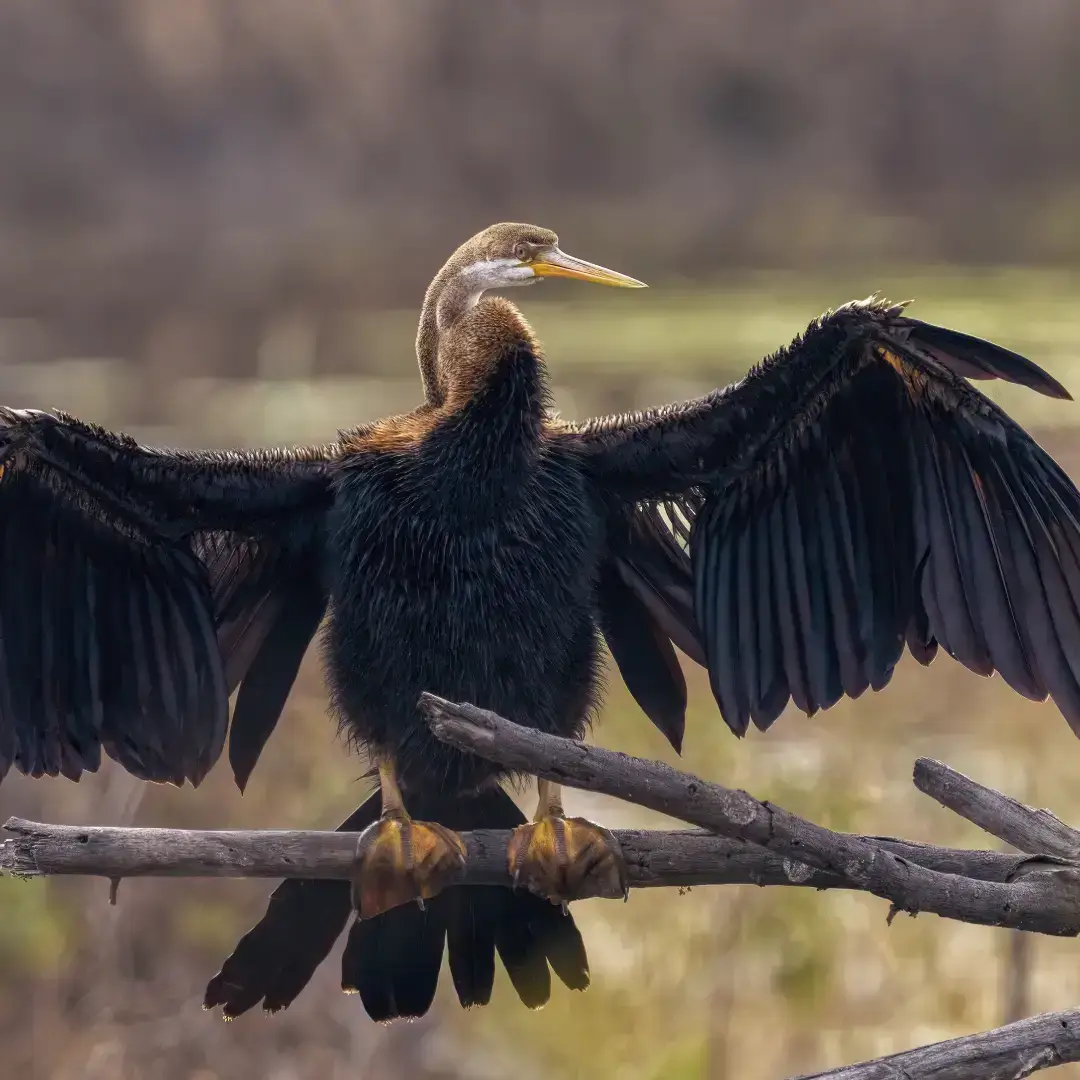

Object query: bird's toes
[350,811,466,919]
[507,815,627,905]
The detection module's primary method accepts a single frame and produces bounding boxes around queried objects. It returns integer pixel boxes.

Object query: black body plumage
[323,333,605,795]
[3,284,1080,1023]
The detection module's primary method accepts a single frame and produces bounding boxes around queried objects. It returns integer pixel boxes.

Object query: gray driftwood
[796,1007,1080,1079]
[0,817,1066,897]
[914,757,1080,860]
[418,694,1080,936]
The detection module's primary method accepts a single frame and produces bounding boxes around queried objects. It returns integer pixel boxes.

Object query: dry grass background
[3,3,1080,1077]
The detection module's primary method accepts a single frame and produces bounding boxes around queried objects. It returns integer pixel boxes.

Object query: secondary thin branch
[419,694,1080,936]
[915,757,1080,859]
[793,1007,1080,1079]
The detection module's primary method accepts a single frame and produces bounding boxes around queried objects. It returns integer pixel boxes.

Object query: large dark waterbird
[3,223,1080,1022]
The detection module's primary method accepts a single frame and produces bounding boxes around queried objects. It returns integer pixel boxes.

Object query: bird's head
[416,223,646,404]
[443,222,647,295]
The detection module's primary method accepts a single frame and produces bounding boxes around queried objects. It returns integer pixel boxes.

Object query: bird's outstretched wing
[566,298,1080,737]
[0,408,334,787]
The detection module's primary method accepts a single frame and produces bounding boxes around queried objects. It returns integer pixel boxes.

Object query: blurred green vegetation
[10,267,1080,447]
[3,274,1080,1078]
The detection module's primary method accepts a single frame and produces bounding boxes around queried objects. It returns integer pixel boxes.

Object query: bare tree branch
[793,1007,1080,1079]
[418,694,1080,935]
[4,699,1080,944]
[8,699,1080,1077]
[1,817,1062,896]
[914,758,1080,860]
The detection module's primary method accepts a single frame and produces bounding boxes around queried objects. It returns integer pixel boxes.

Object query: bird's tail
[204,785,589,1021]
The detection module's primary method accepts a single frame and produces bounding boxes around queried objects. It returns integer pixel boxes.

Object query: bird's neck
[416,264,495,406]
[433,298,549,451]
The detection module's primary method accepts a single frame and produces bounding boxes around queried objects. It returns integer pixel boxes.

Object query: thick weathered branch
[7,703,1080,1078]
[1,818,1059,895]
[794,1007,1080,1080]
[6,699,1080,943]
[914,758,1080,859]
[419,694,1080,935]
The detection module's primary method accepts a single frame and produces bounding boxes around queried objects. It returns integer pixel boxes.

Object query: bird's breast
[322,446,605,779]
[326,445,604,647]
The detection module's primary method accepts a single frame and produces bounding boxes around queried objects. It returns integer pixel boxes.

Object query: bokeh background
[3,2,1080,1077]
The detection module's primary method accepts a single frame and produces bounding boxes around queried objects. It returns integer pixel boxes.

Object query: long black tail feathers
[203,786,589,1023]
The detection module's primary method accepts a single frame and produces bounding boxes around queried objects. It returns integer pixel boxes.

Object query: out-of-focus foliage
[2,1,1080,376]
[4,3,1080,1076]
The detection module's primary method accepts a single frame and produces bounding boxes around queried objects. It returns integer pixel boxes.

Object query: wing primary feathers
[143,565,186,779]
[784,470,826,714]
[597,562,688,752]
[771,483,810,715]
[1018,479,1080,677]
[39,519,66,777]
[946,439,1038,698]
[153,553,201,757]
[735,485,758,732]
[698,497,746,734]
[229,581,326,792]
[12,497,47,776]
[1036,459,1080,617]
[907,320,1072,400]
[180,566,230,786]
[65,534,97,777]
[50,520,88,779]
[926,423,997,676]
[981,453,1061,703]
[992,453,1080,724]
[800,455,844,711]
[818,451,868,700]
[913,423,990,675]
[838,386,908,689]
[750,467,788,730]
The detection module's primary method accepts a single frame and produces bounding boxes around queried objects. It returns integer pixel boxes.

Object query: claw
[508,814,627,905]
[351,809,466,919]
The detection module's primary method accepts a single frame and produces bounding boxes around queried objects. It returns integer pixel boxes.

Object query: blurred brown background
[3,2,1080,1077]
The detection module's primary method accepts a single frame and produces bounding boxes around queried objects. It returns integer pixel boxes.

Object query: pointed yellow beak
[530,247,647,288]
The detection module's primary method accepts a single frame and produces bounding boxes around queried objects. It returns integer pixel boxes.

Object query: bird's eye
[514,243,530,262]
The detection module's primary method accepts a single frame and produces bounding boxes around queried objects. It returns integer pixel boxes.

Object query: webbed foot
[508,813,627,905]
[351,809,466,919]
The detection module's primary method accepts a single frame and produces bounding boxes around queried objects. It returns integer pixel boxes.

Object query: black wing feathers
[0,409,331,786]
[573,300,1080,738]
[227,578,327,792]
[909,319,1072,398]
[596,558,688,752]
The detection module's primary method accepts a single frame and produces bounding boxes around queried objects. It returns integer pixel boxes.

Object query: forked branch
[4,697,1080,1077]
[419,694,1080,936]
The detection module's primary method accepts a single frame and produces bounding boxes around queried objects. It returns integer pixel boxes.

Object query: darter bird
[4,223,1080,1021]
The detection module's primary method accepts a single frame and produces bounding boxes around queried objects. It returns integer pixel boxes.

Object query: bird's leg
[350,760,466,919]
[507,779,627,906]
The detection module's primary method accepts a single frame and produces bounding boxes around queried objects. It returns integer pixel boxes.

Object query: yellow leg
[535,777,563,819]
[377,759,407,815]
[350,760,467,919]
[507,779,627,906]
